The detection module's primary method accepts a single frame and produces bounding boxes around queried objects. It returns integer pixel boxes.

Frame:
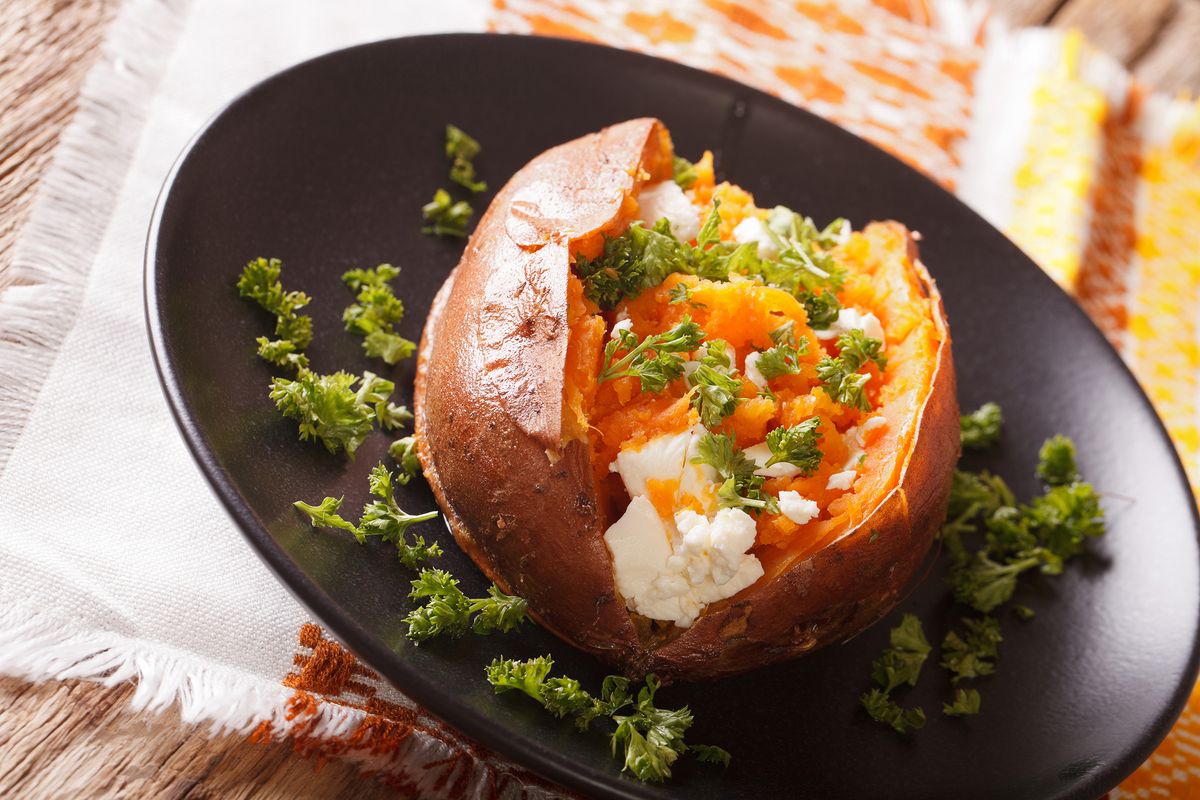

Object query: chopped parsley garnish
[575,220,691,309]
[861,614,930,734]
[672,155,698,190]
[404,568,528,642]
[666,281,705,307]
[574,202,845,312]
[943,688,982,717]
[764,418,824,475]
[696,198,722,248]
[422,188,474,238]
[756,320,810,381]
[341,264,416,364]
[960,402,1003,449]
[598,317,704,392]
[389,435,421,483]
[269,369,409,457]
[801,289,841,331]
[686,339,743,427]
[485,659,730,783]
[942,436,1104,614]
[940,615,1002,684]
[445,124,487,193]
[692,432,778,515]
[295,462,440,569]
[816,330,885,411]
[236,257,312,371]
[1036,434,1079,486]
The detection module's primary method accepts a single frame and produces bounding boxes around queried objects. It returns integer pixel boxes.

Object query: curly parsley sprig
[686,338,743,427]
[816,329,885,411]
[236,257,313,371]
[861,614,930,734]
[445,124,487,193]
[404,569,528,642]
[341,264,416,364]
[960,402,1003,449]
[764,417,824,476]
[485,658,730,783]
[598,317,705,392]
[422,188,474,238]
[692,431,779,515]
[295,462,440,569]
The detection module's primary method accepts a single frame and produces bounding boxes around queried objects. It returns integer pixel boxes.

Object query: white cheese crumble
[778,491,820,525]
[636,180,701,242]
[743,350,767,388]
[604,429,761,627]
[732,216,781,260]
[610,317,634,340]
[827,469,857,491]
[612,429,691,499]
[743,442,802,479]
[814,307,886,346]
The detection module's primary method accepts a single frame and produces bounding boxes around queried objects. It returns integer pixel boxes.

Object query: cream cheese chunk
[814,307,886,346]
[732,216,782,260]
[636,180,701,242]
[743,350,768,388]
[743,442,803,479]
[604,430,761,628]
[778,490,820,525]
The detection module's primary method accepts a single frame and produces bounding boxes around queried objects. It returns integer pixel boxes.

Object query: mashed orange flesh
[561,168,942,574]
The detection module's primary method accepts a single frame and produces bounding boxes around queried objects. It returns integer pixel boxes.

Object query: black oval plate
[146,33,1200,800]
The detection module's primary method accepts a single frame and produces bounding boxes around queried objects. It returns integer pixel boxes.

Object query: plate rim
[143,31,1200,799]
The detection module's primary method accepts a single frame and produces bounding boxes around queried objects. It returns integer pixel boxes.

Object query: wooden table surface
[1,0,1197,797]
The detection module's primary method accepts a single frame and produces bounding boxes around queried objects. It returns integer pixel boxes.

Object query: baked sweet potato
[414,118,958,680]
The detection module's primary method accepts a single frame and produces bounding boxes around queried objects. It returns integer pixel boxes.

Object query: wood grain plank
[0,677,396,799]
[1051,0,1178,64]
[989,0,1067,27]
[1135,0,1200,95]
[0,0,121,291]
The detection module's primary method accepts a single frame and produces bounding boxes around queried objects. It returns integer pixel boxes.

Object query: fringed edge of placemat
[0,0,190,477]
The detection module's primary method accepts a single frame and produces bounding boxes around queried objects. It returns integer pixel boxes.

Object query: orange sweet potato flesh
[415,118,958,680]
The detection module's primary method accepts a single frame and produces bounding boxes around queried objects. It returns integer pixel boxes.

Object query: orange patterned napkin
[488,3,1200,798]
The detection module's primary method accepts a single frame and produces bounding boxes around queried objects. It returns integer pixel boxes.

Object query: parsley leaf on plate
[389,435,421,483]
[861,614,930,734]
[1037,434,1079,486]
[940,616,1002,683]
[236,257,312,371]
[295,461,440,568]
[485,659,729,783]
[422,188,474,238]
[445,124,487,193]
[404,569,527,642]
[942,688,982,717]
[270,370,376,456]
[341,264,416,365]
[960,402,1003,449]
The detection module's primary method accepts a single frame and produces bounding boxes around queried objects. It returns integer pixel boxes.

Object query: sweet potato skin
[415,119,958,680]
[415,119,670,664]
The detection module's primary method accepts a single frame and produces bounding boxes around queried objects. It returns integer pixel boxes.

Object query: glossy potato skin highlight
[415,119,958,680]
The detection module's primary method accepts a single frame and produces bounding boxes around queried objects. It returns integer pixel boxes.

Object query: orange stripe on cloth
[1074,89,1144,349]
[259,624,576,798]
